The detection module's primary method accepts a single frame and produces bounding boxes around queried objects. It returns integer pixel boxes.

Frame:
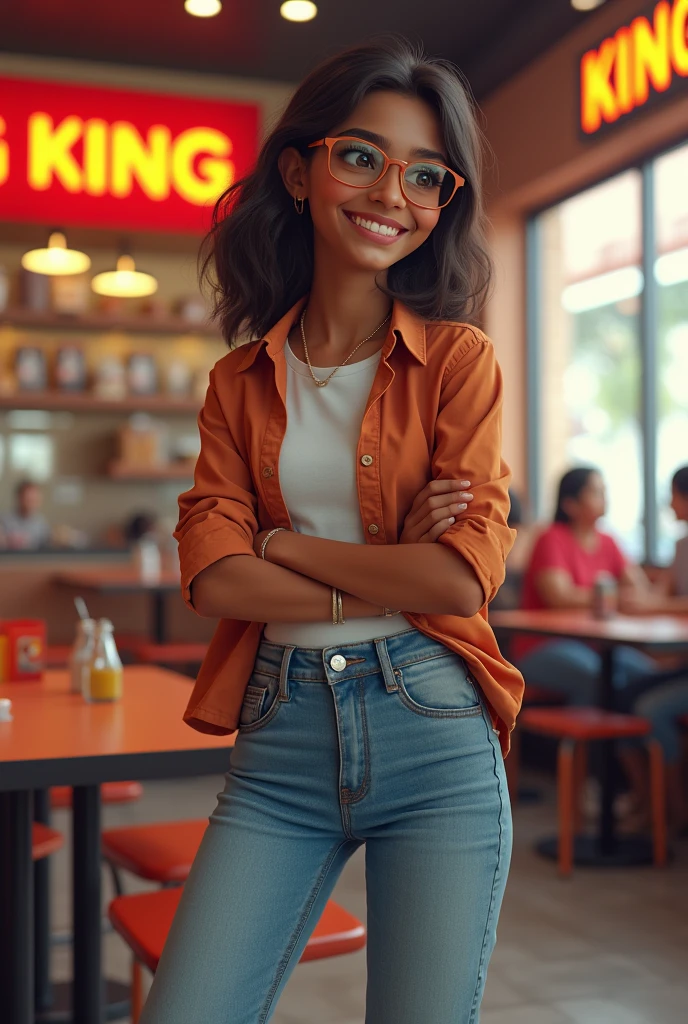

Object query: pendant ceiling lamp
[570,0,606,10]
[91,253,158,298]
[184,0,222,16]
[280,1,318,22]
[21,231,91,276]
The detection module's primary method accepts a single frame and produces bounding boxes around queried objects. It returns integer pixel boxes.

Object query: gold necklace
[299,307,391,388]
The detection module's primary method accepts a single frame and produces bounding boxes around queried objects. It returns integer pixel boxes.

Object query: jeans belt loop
[278,646,296,701]
[375,637,399,694]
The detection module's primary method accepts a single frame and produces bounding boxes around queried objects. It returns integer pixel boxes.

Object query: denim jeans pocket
[238,671,283,733]
[394,652,482,719]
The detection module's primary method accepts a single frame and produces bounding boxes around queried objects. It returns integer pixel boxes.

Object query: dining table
[0,665,235,1024]
[55,567,182,644]
[489,608,688,867]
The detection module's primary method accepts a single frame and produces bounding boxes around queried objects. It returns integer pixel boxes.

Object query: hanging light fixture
[91,253,158,298]
[184,0,222,16]
[570,0,607,11]
[21,231,91,276]
[280,1,318,22]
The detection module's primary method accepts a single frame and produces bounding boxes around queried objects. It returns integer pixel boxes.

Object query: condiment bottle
[592,572,618,620]
[134,537,162,583]
[84,619,123,702]
[69,618,96,695]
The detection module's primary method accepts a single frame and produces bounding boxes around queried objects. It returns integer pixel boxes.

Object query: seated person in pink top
[513,467,657,707]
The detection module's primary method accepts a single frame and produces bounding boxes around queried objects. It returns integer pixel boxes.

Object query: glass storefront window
[537,171,644,558]
[654,143,688,564]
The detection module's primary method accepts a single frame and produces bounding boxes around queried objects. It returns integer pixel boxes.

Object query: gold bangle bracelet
[260,527,287,560]
[332,587,339,625]
[337,589,345,625]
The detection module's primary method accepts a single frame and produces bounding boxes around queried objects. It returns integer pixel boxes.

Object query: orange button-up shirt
[176,297,524,755]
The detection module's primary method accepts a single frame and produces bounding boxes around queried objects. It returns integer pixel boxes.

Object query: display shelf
[0,391,200,414]
[107,460,196,480]
[0,307,220,337]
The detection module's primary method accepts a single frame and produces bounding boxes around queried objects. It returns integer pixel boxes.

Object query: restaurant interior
[1,2,687,1023]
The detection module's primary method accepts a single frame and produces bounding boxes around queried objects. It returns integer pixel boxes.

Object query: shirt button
[262,466,274,478]
[368,523,379,535]
[330,654,347,672]
[360,454,373,466]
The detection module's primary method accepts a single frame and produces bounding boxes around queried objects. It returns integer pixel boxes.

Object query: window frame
[526,139,688,566]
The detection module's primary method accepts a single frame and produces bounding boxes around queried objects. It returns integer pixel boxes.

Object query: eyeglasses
[308,136,465,210]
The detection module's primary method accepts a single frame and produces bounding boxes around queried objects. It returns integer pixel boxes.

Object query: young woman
[514,467,657,706]
[142,38,523,1024]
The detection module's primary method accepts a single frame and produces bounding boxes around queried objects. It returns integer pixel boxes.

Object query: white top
[673,535,688,596]
[264,341,407,648]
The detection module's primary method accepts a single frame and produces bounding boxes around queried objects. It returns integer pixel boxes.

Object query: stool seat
[102,820,207,883]
[51,781,144,809]
[109,888,366,974]
[520,706,651,741]
[32,822,64,860]
[523,685,566,705]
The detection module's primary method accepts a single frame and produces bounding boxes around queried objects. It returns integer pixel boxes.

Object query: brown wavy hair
[200,35,493,347]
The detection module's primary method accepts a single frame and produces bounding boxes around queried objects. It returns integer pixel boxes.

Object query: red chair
[118,635,207,671]
[505,685,566,803]
[101,819,207,891]
[51,781,144,809]
[32,822,64,860]
[519,706,667,877]
[109,888,366,1023]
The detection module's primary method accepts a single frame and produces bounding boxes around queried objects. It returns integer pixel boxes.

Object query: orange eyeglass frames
[307,136,466,210]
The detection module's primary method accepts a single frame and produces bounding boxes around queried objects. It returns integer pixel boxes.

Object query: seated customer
[490,488,537,610]
[513,467,656,706]
[0,479,51,550]
[630,465,688,832]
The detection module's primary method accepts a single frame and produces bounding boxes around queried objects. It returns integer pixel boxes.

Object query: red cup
[0,619,46,681]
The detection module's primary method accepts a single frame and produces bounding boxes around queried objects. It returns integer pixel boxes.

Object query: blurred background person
[0,479,51,550]
[490,487,539,611]
[512,466,657,706]
[624,465,688,834]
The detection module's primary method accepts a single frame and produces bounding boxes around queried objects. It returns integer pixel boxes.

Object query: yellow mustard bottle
[84,618,123,702]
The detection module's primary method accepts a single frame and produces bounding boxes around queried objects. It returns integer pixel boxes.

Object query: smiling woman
[200,36,491,344]
[143,35,520,1024]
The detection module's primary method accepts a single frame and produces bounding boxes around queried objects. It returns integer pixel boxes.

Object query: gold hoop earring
[294,195,305,215]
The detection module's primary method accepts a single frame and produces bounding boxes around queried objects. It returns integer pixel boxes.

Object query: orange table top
[489,608,688,648]
[0,666,234,791]
[55,568,181,592]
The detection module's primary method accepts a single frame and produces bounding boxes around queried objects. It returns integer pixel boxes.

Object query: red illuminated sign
[580,0,688,135]
[0,76,259,233]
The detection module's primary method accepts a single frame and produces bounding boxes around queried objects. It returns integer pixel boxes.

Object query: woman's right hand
[399,479,473,545]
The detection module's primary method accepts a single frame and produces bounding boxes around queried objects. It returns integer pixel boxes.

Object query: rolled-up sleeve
[434,336,515,607]
[174,369,258,609]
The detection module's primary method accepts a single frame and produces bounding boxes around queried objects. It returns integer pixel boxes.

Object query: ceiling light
[280,1,318,23]
[91,254,158,298]
[561,267,644,314]
[21,232,91,276]
[184,0,222,17]
[655,248,688,287]
[571,0,607,11]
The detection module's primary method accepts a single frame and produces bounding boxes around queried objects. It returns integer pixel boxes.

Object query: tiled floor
[47,770,688,1023]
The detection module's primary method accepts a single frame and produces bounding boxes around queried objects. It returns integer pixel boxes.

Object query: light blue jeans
[515,639,656,708]
[141,628,512,1024]
[635,678,688,763]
